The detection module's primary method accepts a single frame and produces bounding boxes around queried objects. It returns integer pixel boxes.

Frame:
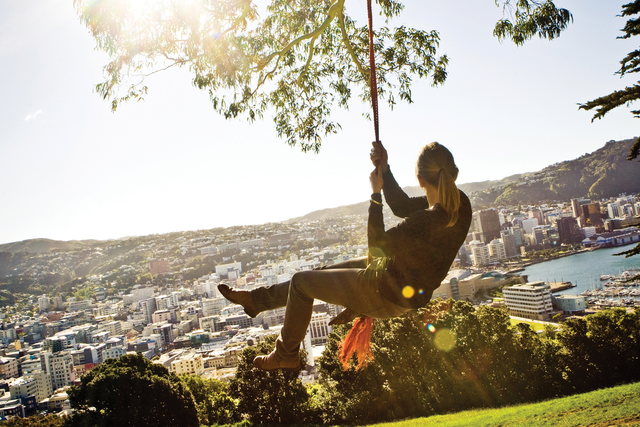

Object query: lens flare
[434,327,457,352]
[427,324,436,333]
[402,286,415,298]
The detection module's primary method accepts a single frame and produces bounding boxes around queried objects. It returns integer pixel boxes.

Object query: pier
[548,281,576,293]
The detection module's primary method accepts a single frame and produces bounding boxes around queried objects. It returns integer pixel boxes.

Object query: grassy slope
[371,381,640,427]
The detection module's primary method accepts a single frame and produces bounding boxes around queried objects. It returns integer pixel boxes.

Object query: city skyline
[1,0,639,245]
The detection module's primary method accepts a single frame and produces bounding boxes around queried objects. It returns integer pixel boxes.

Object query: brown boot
[253,351,301,372]
[217,284,260,318]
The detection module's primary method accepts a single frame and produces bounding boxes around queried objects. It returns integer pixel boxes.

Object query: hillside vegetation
[491,138,640,206]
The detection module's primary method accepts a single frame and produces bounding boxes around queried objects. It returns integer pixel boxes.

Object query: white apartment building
[0,328,17,342]
[140,298,157,324]
[103,346,126,362]
[67,299,92,312]
[215,261,242,277]
[608,203,620,219]
[155,295,174,311]
[45,352,76,390]
[308,312,330,345]
[9,377,37,401]
[503,281,554,321]
[100,321,122,336]
[488,239,507,261]
[38,295,50,312]
[0,357,19,379]
[199,316,220,332]
[469,242,490,266]
[171,352,204,376]
[132,286,156,303]
[10,370,53,403]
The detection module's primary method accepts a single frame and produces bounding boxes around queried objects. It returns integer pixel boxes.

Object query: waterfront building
[552,295,586,315]
[607,203,620,219]
[503,281,554,321]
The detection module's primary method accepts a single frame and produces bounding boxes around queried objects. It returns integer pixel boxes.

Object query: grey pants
[250,257,410,361]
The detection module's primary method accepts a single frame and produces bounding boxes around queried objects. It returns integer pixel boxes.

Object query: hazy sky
[1,0,638,245]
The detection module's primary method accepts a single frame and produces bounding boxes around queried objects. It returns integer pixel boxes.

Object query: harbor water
[521,246,640,296]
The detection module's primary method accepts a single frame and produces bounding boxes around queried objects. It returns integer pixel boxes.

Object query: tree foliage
[228,334,312,424]
[180,374,240,425]
[74,0,571,152]
[314,301,640,424]
[580,0,640,162]
[66,353,199,427]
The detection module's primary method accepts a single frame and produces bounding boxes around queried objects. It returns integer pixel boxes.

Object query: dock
[548,281,576,293]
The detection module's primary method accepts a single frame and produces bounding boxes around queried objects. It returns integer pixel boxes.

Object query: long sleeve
[367,193,387,258]
[382,167,429,218]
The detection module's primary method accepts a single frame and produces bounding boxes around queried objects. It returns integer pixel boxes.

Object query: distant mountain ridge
[284,174,535,222]
[2,138,638,252]
[0,238,100,255]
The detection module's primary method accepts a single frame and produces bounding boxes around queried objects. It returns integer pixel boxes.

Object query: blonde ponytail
[416,142,460,227]
[438,168,460,227]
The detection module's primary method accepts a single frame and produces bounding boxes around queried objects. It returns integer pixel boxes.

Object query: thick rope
[336,0,380,372]
[367,0,380,147]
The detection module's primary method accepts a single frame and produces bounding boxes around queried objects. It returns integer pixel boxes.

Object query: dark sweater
[367,168,472,308]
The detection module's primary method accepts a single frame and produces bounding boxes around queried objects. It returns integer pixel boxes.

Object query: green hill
[367,381,640,427]
[490,138,640,206]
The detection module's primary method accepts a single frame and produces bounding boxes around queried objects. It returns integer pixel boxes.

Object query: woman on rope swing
[219,141,472,371]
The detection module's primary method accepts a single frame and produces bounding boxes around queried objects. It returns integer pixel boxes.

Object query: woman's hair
[416,142,460,227]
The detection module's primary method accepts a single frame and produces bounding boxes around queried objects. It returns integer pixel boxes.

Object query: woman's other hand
[369,166,384,194]
[370,141,389,173]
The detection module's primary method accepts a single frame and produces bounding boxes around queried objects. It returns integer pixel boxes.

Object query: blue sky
[0,0,638,244]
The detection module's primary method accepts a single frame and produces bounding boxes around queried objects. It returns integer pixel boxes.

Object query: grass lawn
[368,381,640,427]
[510,318,546,332]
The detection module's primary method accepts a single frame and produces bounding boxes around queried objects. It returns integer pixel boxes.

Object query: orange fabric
[338,316,375,370]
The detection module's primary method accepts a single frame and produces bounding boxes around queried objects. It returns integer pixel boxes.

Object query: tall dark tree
[73,0,571,152]
[66,353,199,427]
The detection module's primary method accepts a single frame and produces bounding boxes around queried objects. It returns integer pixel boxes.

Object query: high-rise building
[521,218,539,235]
[140,298,157,324]
[500,230,518,258]
[556,217,581,244]
[477,209,501,244]
[38,295,50,313]
[512,226,526,248]
[571,198,591,222]
[469,242,490,266]
[43,351,76,390]
[529,209,544,226]
[608,203,620,219]
[488,239,507,261]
